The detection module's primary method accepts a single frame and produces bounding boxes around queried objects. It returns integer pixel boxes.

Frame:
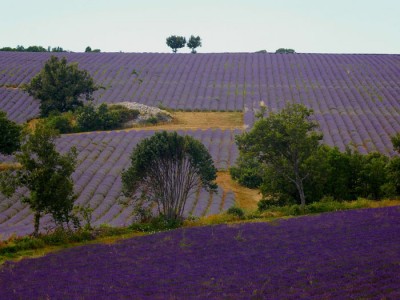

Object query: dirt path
[216,171,261,211]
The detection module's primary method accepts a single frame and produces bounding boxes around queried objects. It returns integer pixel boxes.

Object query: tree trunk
[297,181,306,211]
[34,211,41,236]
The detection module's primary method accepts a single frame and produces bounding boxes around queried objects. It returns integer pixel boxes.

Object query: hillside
[1,206,399,299]
[1,52,400,154]
[0,128,240,239]
[1,52,400,238]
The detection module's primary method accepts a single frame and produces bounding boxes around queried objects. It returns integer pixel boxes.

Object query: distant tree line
[0,45,101,53]
[0,45,67,52]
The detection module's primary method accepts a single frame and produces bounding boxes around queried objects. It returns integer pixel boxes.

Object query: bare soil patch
[125,111,244,131]
[216,171,261,211]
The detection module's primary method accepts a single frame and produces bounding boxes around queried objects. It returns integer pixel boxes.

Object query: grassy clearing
[130,111,244,131]
[62,111,244,135]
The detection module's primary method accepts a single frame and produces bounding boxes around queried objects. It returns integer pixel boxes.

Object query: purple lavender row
[2,206,400,298]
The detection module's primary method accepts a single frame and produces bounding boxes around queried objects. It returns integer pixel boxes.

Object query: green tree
[23,56,99,117]
[166,35,186,53]
[187,35,202,53]
[235,103,322,209]
[275,48,296,54]
[122,131,217,221]
[25,45,48,52]
[0,110,21,155]
[0,122,77,235]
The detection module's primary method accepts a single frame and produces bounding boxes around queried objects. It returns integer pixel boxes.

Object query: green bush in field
[227,206,245,218]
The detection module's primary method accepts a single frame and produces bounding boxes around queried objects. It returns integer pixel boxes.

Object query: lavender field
[0,129,239,239]
[1,52,400,154]
[1,206,399,299]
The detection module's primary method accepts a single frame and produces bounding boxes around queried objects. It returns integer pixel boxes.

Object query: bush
[227,207,245,218]
[129,215,183,232]
[75,103,139,132]
[45,112,74,133]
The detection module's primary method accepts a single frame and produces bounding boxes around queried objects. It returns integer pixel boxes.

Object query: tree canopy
[187,35,202,53]
[235,103,322,209]
[122,131,217,221]
[166,36,186,53]
[275,48,296,54]
[23,56,99,117]
[0,122,77,235]
[0,45,65,52]
[85,46,101,53]
[0,110,21,155]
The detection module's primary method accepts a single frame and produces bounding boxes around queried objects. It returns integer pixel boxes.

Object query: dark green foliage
[229,155,263,189]
[122,131,217,221]
[385,157,400,196]
[23,56,99,117]
[187,35,202,53]
[0,122,77,235]
[75,103,105,131]
[41,104,139,133]
[235,103,322,209]
[44,112,75,134]
[166,35,186,53]
[357,152,389,200]
[50,46,66,52]
[85,46,101,53]
[226,206,245,218]
[75,103,139,132]
[108,104,140,123]
[129,215,183,232]
[0,110,21,155]
[275,48,296,54]
[0,45,65,52]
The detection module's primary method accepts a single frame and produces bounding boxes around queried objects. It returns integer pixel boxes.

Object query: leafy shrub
[129,215,183,232]
[108,105,140,123]
[227,206,245,218]
[45,112,74,133]
[75,103,139,132]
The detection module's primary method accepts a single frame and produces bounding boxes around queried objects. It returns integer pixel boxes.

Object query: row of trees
[166,35,202,53]
[0,45,66,52]
[231,103,400,210]
[0,45,101,53]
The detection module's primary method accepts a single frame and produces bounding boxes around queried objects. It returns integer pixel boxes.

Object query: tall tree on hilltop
[187,35,202,53]
[166,35,186,53]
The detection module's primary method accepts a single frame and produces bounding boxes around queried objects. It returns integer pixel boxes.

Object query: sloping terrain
[0,129,240,239]
[1,52,400,154]
[1,52,400,238]
[1,206,399,299]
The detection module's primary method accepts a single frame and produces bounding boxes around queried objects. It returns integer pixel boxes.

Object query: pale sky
[1,0,399,54]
